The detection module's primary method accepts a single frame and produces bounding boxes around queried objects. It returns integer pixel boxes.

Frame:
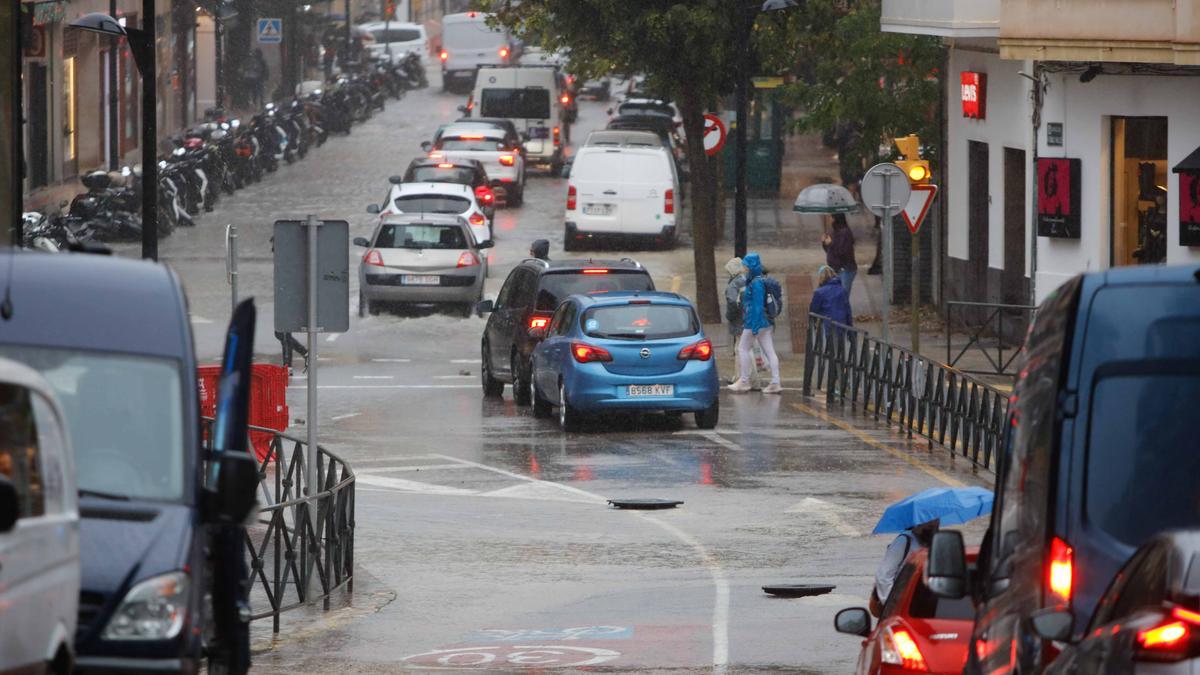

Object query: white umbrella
[793,183,858,214]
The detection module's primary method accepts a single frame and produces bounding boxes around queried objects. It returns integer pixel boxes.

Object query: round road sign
[702,114,727,156]
[860,163,912,219]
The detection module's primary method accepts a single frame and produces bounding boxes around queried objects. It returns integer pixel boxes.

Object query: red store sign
[961,71,987,119]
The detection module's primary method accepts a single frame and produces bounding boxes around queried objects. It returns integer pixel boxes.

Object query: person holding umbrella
[871,518,940,617]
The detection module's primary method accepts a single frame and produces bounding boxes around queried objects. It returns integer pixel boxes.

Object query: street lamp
[70,11,158,261]
[733,0,798,259]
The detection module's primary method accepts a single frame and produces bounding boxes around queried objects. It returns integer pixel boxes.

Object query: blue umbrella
[872,486,994,534]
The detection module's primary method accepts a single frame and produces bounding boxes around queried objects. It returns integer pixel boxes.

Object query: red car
[835,548,979,673]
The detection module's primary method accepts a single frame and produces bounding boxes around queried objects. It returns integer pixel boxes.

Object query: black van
[925,265,1200,674]
[0,251,257,674]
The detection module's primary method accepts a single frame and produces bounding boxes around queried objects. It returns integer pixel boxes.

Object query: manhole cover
[607,498,683,510]
[762,584,836,598]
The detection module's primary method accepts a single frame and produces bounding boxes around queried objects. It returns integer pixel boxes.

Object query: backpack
[762,276,783,320]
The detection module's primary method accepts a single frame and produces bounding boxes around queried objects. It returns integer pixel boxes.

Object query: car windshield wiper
[79,488,130,501]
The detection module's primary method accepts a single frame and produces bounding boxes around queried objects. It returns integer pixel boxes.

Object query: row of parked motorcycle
[23,52,427,252]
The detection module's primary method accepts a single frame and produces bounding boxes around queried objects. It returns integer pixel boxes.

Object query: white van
[471,66,567,173]
[439,12,512,92]
[357,21,428,65]
[0,358,78,674]
[564,146,679,250]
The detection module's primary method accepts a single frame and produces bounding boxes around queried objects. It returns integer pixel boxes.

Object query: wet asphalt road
[126,70,989,673]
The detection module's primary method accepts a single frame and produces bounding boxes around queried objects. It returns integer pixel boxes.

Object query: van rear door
[617,151,673,234]
[573,150,623,232]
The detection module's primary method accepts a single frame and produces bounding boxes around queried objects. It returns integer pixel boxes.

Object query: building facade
[883,0,1200,307]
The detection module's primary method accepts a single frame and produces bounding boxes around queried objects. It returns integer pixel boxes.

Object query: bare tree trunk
[678,85,720,323]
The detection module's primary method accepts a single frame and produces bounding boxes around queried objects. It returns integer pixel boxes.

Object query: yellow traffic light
[894,134,931,185]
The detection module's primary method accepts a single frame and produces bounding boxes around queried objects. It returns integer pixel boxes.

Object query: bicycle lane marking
[790,401,965,488]
[430,453,732,673]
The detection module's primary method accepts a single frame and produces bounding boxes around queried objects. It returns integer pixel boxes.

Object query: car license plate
[402,275,439,285]
[628,384,673,397]
[583,203,613,216]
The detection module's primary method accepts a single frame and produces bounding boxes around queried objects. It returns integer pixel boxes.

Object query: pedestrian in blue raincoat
[729,253,782,394]
[809,265,853,328]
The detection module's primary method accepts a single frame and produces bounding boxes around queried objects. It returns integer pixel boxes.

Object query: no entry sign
[702,114,727,156]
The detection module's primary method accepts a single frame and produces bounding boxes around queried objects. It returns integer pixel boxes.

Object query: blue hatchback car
[530,291,720,431]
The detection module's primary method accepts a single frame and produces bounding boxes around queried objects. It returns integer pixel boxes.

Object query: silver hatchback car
[354,214,491,317]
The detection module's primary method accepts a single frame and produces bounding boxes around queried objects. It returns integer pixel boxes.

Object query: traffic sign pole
[861,164,910,345]
[911,229,919,354]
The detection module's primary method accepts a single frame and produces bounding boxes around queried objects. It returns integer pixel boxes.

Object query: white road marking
[288,384,476,390]
[429,454,730,672]
[331,412,361,421]
[674,430,742,435]
[355,473,478,496]
[698,431,743,452]
[450,358,482,364]
[785,497,861,537]
[369,463,469,473]
[325,333,341,343]
[372,358,412,363]
[353,375,395,380]
[434,375,473,379]
[478,482,597,504]
[190,314,214,324]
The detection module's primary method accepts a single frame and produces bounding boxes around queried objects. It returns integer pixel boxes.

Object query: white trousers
[737,327,780,385]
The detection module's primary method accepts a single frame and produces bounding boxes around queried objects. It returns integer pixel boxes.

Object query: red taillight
[499,154,515,167]
[456,251,479,268]
[468,212,485,226]
[499,46,510,59]
[882,627,928,671]
[664,188,675,214]
[678,338,713,361]
[567,184,576,210]
[581,269,608,274]
[459,134,485,140]
[363,249,384,266]
[560,93,570,105]
[1048,537,1073,604]
[529,314,551,332]
[1136,607,1200,661]
[553,126,561,146]
[437,162,455,169]
[1139,621,1189,650]
[571,342,612,363]
[439,50,448,61]
[475,185,494,203]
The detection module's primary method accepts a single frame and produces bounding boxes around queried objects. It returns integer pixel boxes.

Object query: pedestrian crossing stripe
[257,18,282,44]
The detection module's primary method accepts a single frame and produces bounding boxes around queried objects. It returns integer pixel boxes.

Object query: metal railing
[945,300,1036,377]
[201,420,355,633]
[803,314,1009,474]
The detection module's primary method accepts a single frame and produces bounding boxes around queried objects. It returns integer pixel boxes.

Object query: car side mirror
[0,475,19,533]
[366,203,381,214]
[1030,608,1074,642]
[925,530,969,599]
[207,299,260,525]
[353,237,371,247]
[477,240,494,249]
[420,141,432,152]
[475,299,494,314]
[214,450,259,524]
[388,175,404,184]
[834,607,871,638]
[606,107,613,115]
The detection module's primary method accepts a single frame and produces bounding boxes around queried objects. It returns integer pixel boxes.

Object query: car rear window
[619,102,674,118]
[480,88,551,120]
[438,138,504,152]
[908,569,977,620]
[534,271,654,311]
[368,28,421,43]
[375,223,466,249]
[392,195,469,215]
[581,304,697,340]
[1085,373,1200,546]
[408,166,474,184]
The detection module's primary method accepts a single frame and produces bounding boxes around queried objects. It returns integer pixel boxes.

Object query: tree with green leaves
[480,0,777,323]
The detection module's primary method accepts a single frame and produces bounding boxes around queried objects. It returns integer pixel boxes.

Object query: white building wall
[1035,71,1200,301]
[945,47,1031,270]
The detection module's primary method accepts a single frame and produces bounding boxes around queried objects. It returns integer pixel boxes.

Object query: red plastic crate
[197,363,290,462]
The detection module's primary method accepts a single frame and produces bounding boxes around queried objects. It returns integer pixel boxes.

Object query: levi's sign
[960,71,986,119]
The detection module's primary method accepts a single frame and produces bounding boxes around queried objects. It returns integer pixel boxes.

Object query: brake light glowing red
[439,50,448,61]
[664,188,675,214]
[363,249,384,266]
[1139,621,1189,650]
[456,251,479,268]
[437,163,455,169]
[678,338,713,361]
[499,154,515,166]
[567,184,576,210]
[553,126,561,146]
[571,342,612,363]
[560,93,570,105]
[529,315,550,333]
[1174,607,1200,624]
[468,213,485,226]
[888,629,928,671]
[475,185,494,203]
[1048,537,1073,604]
[499,46,510,59]
[581,269,608,274]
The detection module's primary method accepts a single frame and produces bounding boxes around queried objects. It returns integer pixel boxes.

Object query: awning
[1172,144,1200,173]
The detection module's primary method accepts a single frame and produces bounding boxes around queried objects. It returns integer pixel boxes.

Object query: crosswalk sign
[257,18,282,44]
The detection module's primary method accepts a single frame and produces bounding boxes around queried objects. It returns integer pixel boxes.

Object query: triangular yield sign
[900,184,938,235]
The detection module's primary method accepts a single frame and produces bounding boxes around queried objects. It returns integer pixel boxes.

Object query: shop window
[1110,117,1167,266]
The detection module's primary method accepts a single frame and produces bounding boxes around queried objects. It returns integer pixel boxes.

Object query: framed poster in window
[1037,158,1081,238]
[1180,171,1200,247]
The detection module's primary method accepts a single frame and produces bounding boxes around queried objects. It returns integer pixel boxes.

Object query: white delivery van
[471,66,567,174]
[439,12,512,92]
[357,21,428,65]
[0,358,79,674]
[564,145,679,250]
